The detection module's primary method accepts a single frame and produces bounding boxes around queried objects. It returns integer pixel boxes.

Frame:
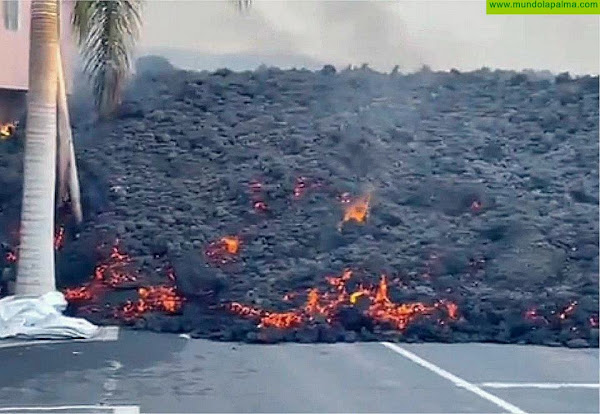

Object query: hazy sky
[139,0,599,74]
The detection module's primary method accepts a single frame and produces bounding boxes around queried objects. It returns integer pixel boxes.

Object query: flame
[228,270,457,331]
[206,235,241,265]
[0,121,17,139]
[221,236,240,254]
[339,193,371,229]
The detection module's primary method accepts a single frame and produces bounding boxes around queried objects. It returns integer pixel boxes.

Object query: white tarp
[0,291,99,339]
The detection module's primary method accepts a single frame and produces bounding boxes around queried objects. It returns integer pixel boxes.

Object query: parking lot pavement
[0,330,597,413]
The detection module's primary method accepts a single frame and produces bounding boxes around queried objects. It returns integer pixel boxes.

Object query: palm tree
[15,0,142,295]
[16,0,60,295]
[71,0,143,119]
[16,0,246,295]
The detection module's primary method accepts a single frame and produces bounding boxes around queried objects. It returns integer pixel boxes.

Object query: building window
[3,0,19,31]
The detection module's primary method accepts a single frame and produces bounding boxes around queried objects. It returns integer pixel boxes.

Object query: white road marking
[0,327,119,349]
[380,342,528,414]
[480,382,600,389]
[0,405,139,414]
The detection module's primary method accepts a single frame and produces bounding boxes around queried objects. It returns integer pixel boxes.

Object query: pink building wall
[0,0,75,92]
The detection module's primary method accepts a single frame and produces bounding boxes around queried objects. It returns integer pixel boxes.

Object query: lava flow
[94,243,138,287]
[65,241,184,320]
[228,270,458,331]
[64,241,137,302]
[115,286,184,320]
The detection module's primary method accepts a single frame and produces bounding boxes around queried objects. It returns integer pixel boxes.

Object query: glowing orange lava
[339,193,371,229]
[206,235,241,264]
[93,243,137,287]
[116,286,184,320]
[63,286,95,302]
[228,270,458,331]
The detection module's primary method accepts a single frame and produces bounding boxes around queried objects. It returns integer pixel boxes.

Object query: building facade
[0,0,75,123]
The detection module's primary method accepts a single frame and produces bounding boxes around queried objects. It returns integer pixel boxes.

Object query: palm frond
[71,0,143,119]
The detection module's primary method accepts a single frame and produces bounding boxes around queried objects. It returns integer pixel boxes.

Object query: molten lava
[228,270,458,331]
[93,243,137,287]
[221,236,240,254]
[64,286,95,302]
[64,241,182,321]
[116,286,184,320]
[339,193,371,229]
[206,236,241,264]
[559,301,577,320]
[0,121,17,139]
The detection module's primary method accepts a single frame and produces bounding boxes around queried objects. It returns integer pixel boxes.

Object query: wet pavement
[0,330,597,413]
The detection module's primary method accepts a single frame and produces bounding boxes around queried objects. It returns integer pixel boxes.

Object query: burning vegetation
[339,193,371,229]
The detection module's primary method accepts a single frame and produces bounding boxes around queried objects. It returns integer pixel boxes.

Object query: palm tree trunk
[16,0,59,295]
[57,48,69,205]
[57,46,83,224]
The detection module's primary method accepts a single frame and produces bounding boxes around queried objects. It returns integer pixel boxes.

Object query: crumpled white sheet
[0,291,99,339]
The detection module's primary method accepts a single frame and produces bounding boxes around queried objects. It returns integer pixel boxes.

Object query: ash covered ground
[1,60,598,347]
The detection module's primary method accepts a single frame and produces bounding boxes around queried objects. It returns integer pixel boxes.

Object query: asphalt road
[0,330,598,413]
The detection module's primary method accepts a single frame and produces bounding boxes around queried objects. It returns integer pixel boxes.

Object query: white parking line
[480,382,600,389]
[0,327,119,349]
[381,342,528,414]
[0,405,138,414]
